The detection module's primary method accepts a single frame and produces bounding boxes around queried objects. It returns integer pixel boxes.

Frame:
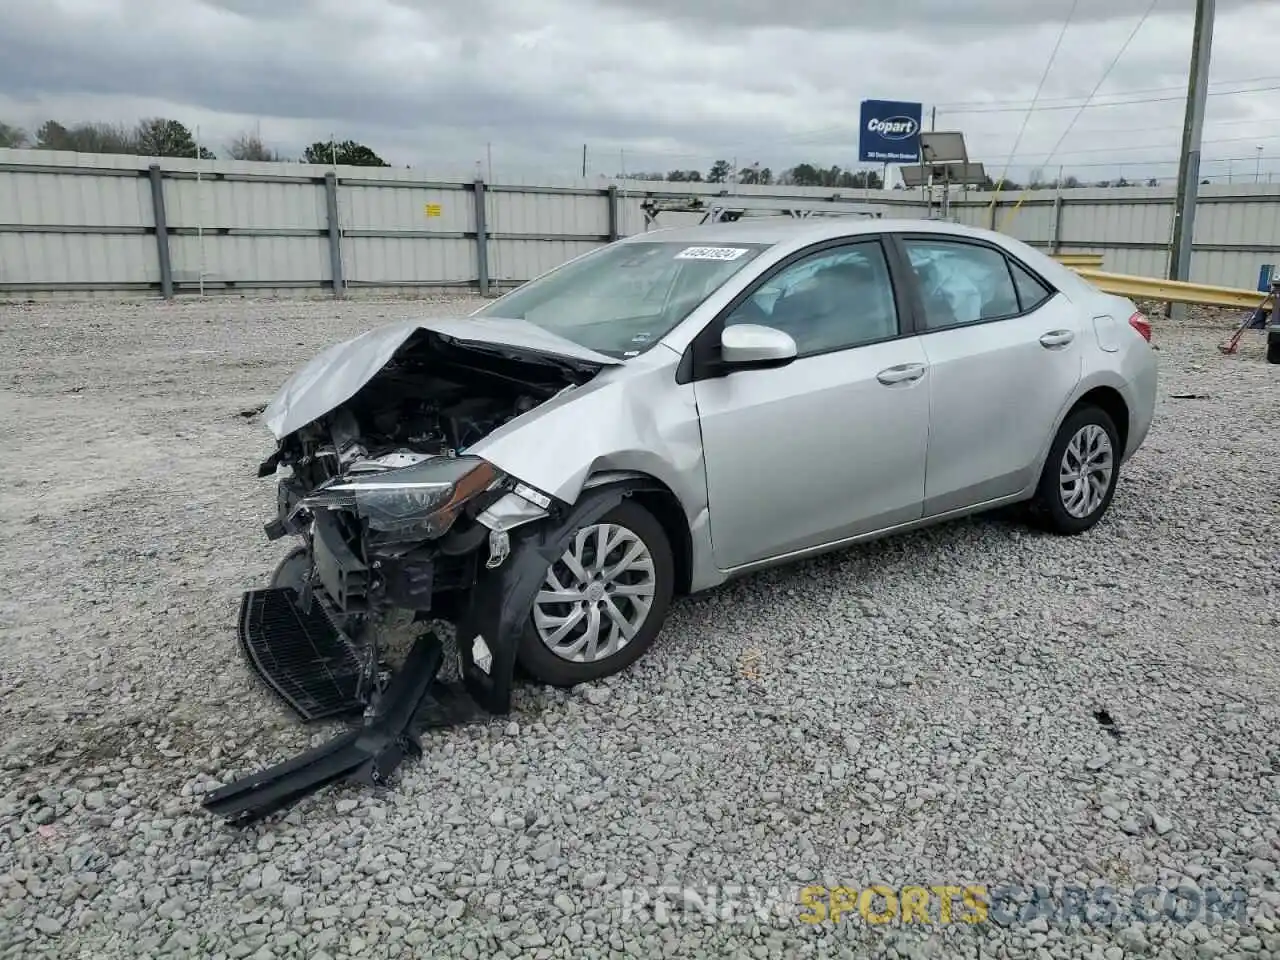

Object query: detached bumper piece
[238,588,365,722]
[204,591,484,827]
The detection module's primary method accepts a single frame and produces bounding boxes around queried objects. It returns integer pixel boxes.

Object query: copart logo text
[866,117,919,139]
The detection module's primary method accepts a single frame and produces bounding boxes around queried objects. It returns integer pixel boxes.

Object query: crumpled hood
[262,316,621,440]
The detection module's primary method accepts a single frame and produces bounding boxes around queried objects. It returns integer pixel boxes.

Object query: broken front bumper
[203,587,486,826]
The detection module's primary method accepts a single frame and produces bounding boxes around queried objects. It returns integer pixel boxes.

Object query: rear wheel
[516,499,674,687]
[1267,331,1280,364]
[1030,405,1121,535]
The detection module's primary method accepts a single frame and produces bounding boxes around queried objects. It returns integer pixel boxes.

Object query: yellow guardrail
[1050,253,1105,268]
[1070,267,1271,311]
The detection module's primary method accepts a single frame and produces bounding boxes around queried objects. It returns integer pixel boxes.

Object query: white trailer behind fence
[2,148,1278,300]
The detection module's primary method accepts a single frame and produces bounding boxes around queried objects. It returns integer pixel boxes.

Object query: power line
[999,0,1163,225]
[711,82,1280,156]
[993,0,1082,191]
[930,74,1280,110]
[978,151,1280,170]
[983,131,1280,160]
[944,81,1280,115]
[968,112,1280,139]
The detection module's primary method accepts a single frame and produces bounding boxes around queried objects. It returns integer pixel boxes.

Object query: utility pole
[1166,0,1215,319]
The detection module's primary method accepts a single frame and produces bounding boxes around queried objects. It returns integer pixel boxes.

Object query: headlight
[297,455,503,540]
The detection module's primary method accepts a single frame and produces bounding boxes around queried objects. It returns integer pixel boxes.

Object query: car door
[893,235,1084,517]
[689,238,931,571]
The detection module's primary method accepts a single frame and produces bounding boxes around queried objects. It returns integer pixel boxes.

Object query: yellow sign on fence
[424,203,442,218]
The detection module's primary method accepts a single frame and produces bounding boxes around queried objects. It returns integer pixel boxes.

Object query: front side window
[902,239,1023,330]
[723,241,900,356]
[476,241,769,357]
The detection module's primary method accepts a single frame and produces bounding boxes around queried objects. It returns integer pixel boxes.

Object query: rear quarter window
[1009,258,1055,312]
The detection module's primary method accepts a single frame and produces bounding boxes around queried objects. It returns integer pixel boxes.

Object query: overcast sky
[2,0,1280,184]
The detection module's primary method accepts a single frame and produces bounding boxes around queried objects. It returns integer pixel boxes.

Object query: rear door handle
[1039,330,1075,348]
[876,362,927,385]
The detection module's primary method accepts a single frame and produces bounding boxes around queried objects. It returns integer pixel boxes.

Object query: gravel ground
[1,295,1278,960]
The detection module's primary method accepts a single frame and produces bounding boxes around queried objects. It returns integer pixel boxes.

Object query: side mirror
[719,323,798,370]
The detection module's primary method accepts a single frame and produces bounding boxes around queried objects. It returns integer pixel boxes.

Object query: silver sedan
[257,217,1158,708]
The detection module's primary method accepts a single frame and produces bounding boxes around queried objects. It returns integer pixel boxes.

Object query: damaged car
[204,218,1158,823]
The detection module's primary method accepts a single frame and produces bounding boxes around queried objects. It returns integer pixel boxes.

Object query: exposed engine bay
[204,325,616,826]
[268,331,583,494]
[258,331,604,621]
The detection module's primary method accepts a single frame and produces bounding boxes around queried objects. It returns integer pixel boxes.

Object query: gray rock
[34,915,63,935]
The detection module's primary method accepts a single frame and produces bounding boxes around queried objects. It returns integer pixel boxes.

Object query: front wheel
[269,543,311,593]
[1030,405,1121,535]
[516,499,674,687]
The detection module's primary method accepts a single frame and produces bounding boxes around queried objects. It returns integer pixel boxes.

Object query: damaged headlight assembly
[204,455,557,827]
[294,455,506,541]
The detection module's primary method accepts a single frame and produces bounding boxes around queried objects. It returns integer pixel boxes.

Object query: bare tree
[37,120,137,154]
[0,122,28,148]
[227,131,281,161]
[134,117,214,158]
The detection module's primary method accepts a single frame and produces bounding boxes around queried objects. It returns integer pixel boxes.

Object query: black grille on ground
[238,588,367,722]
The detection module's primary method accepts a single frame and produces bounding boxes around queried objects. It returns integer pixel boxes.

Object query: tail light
[1128,311,1152,342]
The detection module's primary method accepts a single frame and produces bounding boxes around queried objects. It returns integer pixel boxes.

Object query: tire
[269,544,311,593]
[1029,404,1122,535]
[1267,333,1280,364]
[516,499,675,687]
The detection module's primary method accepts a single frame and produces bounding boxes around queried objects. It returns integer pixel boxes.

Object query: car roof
[619,216,1005,247]
[621,216,1093,296]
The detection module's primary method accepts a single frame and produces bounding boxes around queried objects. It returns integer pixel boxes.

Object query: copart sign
[858,99,923,163]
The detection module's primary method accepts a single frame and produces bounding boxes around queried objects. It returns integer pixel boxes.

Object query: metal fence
[2,148,1279,299]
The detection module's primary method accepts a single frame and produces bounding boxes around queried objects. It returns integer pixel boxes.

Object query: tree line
[630,164,1162,190]
[0,118,1163,187]
[0,118,391,167]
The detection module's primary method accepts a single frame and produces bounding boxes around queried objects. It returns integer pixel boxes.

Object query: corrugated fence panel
[342,182,471,233]
[165,177,327,231]
[1105,247,1168,279]
[340,181,475,286]
[169,235,328,285]
[6,150,1280,298]
[1001,203,1058,247]
[0,232,154,285]
[491,190,608,241]
[345,237,475,286]
[489,240,598,284]
[487,189,608,283]
[2,169,152,227]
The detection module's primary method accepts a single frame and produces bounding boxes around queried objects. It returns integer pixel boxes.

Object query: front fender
[469,347,707,528]
[455,486,631,713]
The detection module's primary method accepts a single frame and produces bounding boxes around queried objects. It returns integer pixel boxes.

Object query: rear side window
[1009,258,1054,312]
[902,239,1021,329]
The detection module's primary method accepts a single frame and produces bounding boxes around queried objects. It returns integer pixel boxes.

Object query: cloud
[1,0,1279,184]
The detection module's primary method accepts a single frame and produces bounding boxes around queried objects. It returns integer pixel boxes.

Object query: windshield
[475,240,769,357]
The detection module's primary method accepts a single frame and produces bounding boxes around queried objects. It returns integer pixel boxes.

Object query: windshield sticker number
[675,246,749,261]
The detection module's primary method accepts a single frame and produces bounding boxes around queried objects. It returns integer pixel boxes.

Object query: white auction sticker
[675,246,749,261]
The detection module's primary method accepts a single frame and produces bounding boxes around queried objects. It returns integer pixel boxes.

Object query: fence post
[988,195,999,231]
[473,178,490,297]
[148,164,174,299]
[1051,194,1064,253]
[323,173,346,298]
[607,186,620,241]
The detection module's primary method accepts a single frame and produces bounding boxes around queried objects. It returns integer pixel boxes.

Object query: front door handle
[1039,330,1075,348]
[876,362,927,385]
